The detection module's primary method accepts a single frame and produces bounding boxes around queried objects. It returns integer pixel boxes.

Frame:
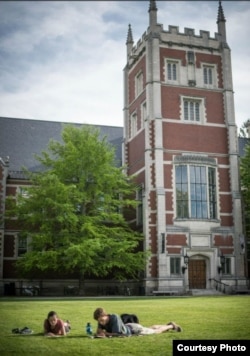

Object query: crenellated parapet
[127,24,228,67]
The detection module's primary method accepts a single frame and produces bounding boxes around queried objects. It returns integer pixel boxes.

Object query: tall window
[187,51,195,64]
[222,257,231,275]
[170,257,181,274]
[165,59,180,84]
[135,71,143,97]
[129,112,137,138]
[184,100,200,122]
[167,61,177,81]
[203,66,213,85]
[18,233,27,257]
[141,101,147,128]
[175,165,217,219]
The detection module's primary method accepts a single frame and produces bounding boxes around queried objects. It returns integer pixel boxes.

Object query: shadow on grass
[9,332,43,337]
[9,333,100,339]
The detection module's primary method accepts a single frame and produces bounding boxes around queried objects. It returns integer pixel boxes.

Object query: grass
[0,295,249,355]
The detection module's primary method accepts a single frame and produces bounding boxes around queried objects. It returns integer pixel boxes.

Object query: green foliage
[0,296,249,355]
[240,141,250,207]
[8,125,148,280]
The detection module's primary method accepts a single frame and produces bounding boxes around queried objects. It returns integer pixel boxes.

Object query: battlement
[128,22,225,61]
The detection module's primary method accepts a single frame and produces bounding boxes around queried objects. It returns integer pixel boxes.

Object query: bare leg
[149,322,182,333]
[149,325,174,333]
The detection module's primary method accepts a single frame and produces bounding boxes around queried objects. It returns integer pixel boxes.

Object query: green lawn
[0,295,249,355]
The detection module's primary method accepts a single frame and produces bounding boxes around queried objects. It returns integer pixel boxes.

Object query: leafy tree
[8,125,148,291]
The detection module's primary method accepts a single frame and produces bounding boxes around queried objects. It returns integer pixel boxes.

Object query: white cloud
[0,1,249,129]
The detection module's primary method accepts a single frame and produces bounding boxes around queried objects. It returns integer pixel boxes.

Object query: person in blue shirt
[93,307,181,337]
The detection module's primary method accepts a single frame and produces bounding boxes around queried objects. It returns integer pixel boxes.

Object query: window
[18,233,27,257]
[141,101,147,128]
[181,96,205,124]
[166,60,179,83]
[167,62,177,80]
[187,51,195,64]
[135,71,143,97]
[136,186,143,226]
[203,66,212,84]
[184,99,200,122]
[18,187,29,197]
[175,165,217,219]
[129,112,137,138]
[170,257,181,274]
[202,65,217,88]
[222,257,231,275]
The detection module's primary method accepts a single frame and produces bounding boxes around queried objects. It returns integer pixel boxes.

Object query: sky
[0,0,249,129]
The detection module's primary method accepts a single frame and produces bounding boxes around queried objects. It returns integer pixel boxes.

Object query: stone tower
[123,1,246,294]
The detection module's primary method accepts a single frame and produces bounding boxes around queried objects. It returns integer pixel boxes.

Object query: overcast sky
[0,1,249,130]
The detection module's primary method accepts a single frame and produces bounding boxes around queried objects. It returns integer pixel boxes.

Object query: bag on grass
[120,313,139,324]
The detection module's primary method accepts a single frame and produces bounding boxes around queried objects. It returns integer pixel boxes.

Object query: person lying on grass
[44,311,71,337]
[93,307,182,337]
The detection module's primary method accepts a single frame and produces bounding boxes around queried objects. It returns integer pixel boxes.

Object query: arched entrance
[188,258,206,289]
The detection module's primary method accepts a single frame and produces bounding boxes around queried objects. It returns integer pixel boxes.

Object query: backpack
[120,313,139,324]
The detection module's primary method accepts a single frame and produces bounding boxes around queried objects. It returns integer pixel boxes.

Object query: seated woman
[44,311,71,337]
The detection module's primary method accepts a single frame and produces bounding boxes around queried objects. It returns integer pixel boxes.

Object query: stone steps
[190,289,223,296]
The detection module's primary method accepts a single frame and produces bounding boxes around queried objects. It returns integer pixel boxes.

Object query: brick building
[123,1,247,294]
[0,1,248,296]
[0,119,123,295]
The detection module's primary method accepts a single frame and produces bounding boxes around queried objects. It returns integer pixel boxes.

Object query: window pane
[196,201,202,218]
[208,68,212,84]
[176,166,182,183]
[204,67,208,84]
[167,63,171,80]
[176,166,188,218]
[190,183,195,200]
[201,184,207,200]
[190,166,195,182]
[200,167,206,182]
[173,63,177,80]
[190,102,194,121]
[202,201,208,218]
[208,167,217,219]
[18,235,27,257]
[222,258,231,274]
[170,257,180,274]
[191,201,196,217]
[184,101,188,120]
[190,166,208,218]
[181,166,187,182]
[195,102,200,121]
[196,166,201,183]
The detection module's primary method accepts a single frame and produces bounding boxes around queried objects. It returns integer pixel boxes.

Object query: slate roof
[0,117,123,173]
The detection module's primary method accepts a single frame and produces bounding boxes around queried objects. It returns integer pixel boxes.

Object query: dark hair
[93,307,106,320]
[47,311,57,319]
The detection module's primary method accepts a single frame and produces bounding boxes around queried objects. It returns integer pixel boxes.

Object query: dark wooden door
[188,260,206,289]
